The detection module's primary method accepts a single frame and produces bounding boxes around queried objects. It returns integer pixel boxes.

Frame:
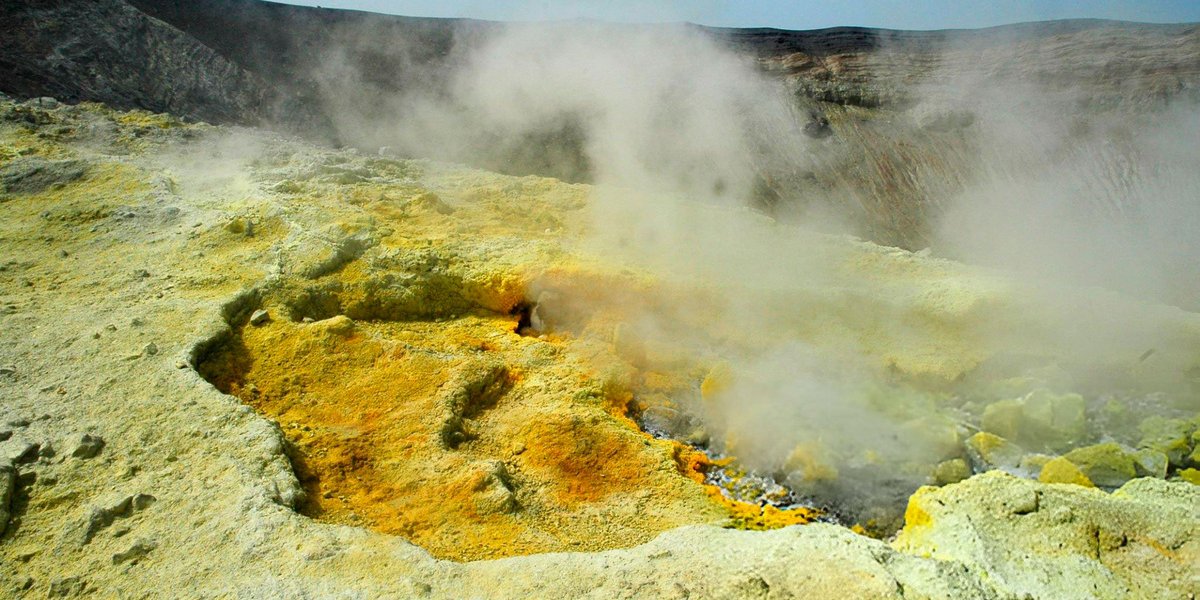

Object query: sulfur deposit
[1,97,1199,598]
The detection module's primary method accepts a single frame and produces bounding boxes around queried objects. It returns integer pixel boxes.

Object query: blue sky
[273,1,1200,30]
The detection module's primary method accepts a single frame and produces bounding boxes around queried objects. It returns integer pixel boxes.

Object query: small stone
[933,458,971,485]
[249,309,270,326]
[965,432,1024,470]
[7,418,29,428]
[1179,468,1200,485]
[112,538,157,565]
[316,315,354,336]
[133,269,150,278]
[132,493,156,510]
[71,434,105,459]
[142,342,158,356]
[0,365,14,376]
[1038,457,1095,487]
[48,576,85,597]
[129,318,144,327]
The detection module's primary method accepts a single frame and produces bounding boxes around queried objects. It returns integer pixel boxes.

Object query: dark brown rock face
[0,0,271,124]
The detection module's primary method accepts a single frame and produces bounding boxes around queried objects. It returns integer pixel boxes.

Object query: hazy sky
[273,0,1200,30]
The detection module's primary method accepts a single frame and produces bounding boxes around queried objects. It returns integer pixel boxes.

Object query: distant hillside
[2,0,1199,249]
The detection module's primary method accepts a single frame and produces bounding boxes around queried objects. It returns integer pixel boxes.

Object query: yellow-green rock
[1063,443,1137,488]
[1180,468,1200,485]
[965,432,1024,469]
[1132,449,1168,479]
[933,458,971,485]
[1038,457,1095,487]
[980,389,1086,452]
[1137,416,1195,467]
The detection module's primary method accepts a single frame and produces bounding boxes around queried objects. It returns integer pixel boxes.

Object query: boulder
[1137,416,1195,467]
[895,472,1200,599]
[980,389,1086,452]
[1063,443,1138,488]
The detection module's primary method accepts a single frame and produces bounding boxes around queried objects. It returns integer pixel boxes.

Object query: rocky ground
[0,96,1198,598]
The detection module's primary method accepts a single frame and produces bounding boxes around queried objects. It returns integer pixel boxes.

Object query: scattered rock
[249,309,270,326]
[112,538,157,565]
[1179,468,1200,485]
[1037,456,1094,487]
[48,576,85,597]
[1018,453,1054,474]
[142,342,158,356]
[80,493,155,544]
[932,458,971,485]
[0,458,14,536]
[1136,416,1194,467]
[1131,448,1168,478]
[0,157,87,195]
[9,441,41,464]
[900,415,962,459]
[405,191,454,215]
[471,461,517,515]
[1062,443,1138,488]
[783,442,839,482]
[225,218,251,235]
[803,114,833,139]
[981,389,1085,452]
[965,432,1024,470]
[70,434,105,459]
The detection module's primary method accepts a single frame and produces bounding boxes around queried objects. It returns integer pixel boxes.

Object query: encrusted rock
[1062,443,1137,488]
[71,434,105,459]
[965,432,1024,470]
[981,389,1086,452]
[1037,456,1094,487]
[1136,416,1194,467]
[0,458,14,536]
[112,538,157,565]
[932,458,971,485]
[249,309,270,326]
[1132,448,1168,478]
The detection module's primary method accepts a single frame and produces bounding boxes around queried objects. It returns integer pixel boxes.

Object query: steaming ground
[1,93,1199,597]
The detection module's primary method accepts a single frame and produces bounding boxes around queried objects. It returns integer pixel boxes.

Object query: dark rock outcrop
[0,0,271,123]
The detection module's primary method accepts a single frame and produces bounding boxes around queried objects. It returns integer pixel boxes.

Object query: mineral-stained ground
[0,97,1198,598]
